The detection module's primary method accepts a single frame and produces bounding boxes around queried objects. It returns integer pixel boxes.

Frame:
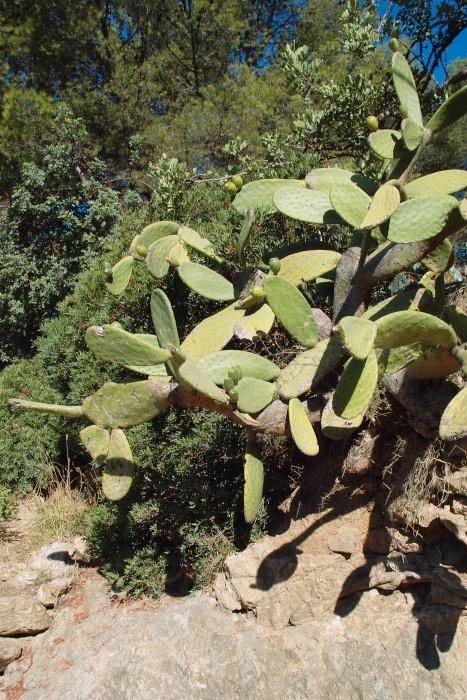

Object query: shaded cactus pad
[244,441,264,523]
[102,429,134,501]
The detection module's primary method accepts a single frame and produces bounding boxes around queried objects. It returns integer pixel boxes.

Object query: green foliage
[0,486,17,522]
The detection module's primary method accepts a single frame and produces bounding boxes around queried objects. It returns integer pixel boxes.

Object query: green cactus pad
[276,250,341,286]
[401,118,425,151]
[392,52,423,125]
[234,303,275,340]
[385,344,422,374]
[265,240,334,261]
[404,170,467,198]
[197,351,279,384]
[177,226,223,264]
[124,334,171,377]
[106,256,134,296]
[178,360,229,405]
[362,288,434,322]
[406,346,461,380]
[277,336,343,400]
[273,187,342,224]
[146,235,179,278]
[446,305,467,343]
[235,377,276,414]
[150,289,180,349]
[263,276,318,347]
[141,221,180,246]
[361,184,400,230]
[374,311,457,350]
[79,425,110,466]
[82,379,171,429]
[439,386,467,441]
[369,130,403,160]
[321,396,363,440]
[453,344,467,377]
[305,168,377,195]
[383,195,458,243]
[103,429,134,501]
[426,85,467,134]
[85,325,171,367]
[181,303,245,362]
[232,178,305,216]
[167,241,190,267]
[288,398,319,456]
[422,239,454,273]
[333,316,377,360]
[329,182,371,229]
[333,350,378,420]
[237,207,255,267]
[244,440,264,523]
[177,262,238,301]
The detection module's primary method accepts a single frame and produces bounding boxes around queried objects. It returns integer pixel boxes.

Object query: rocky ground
[0,488,466,699]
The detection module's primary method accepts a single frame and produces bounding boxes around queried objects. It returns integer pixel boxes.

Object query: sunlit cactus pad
[333,350,378,419]
[333,316,377,360]
[181,303,245,362]
[369,130,403,160]
[277,336,342,400]
[82,379,171,429]
[178,360,229,405]
[446,305,467,343]
[321,396,363,440]
[85,325,171,367]
[392,51,423,125]
[235,377,277,414]
[102,429,134,501]
[79,425,110,466]
[305,168,377,195]
[383,195,458,243]
[232,178,305,215]
[244,441,264,524]
[178,262,238,301]
[277,250,341,286]
[273,187,342,224]
[329,182,371,229]
[404,170,467,198]
[288,398,319,456]
[263,275,318,347]
[374,311,457,350]
[197,350,279,384]
[422,239,454,273]
[234,303,275,340]
[361,184,400,230]
[439,386,467,442]
[106,256,134,295]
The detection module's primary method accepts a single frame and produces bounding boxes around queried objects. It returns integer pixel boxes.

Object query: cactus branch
[8,398,84,419]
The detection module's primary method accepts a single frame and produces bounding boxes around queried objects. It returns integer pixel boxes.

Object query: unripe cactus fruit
[366,115,379,133]
[232,175,243,190]
[269,257,281,274]
[224,376,235,393]
[228,365,242,384]
[225,181,237,196]
[389,37,398,52]
[251,285,265,300]
[169,257,180,268]
[228,388,239,403]
[399,104,409,119]
[103,261,112,272]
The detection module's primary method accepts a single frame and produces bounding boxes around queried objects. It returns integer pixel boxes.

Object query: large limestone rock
[0,595,50,636]
[0,638,22,673]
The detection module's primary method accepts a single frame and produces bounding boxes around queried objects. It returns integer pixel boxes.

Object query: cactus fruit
[146,235,179,278]
[178,360,229,406]
[235,377,277,414]
[329,182,371,229]
[446,306,467,343]
[269,257,281,274]
[177,262,238,302]
[228,366,242,384]
[180,303,245,362]
[288,398,319,456]
[383,194,458,243]
[273,187,342,224]
[404,170,467,198]
[197,350,279,384]
[374,311,457,350]
[167,241,190,268]
[85,324,171,368]
[106,256,134,296]
[263,276,318,347]
[79,425,110,466]
[426,85,467,134]
[251,285,265,300]
[439,386,467,441]
[102,429,134,501]
[406,346,461,380]
[369,130,403,161]
[333,316,377,360]
[305,168,377,196]
[232,175,243,190]
[333,350,378,419]
[389,37,398,52]
[399,104,409,119]
[321,396,363,440]
[366,115,379,132]
[228,388,239,403]
[135,245,148,258]
[244,439,264,523]
[237,207,255,267]
[225,181,237,195]
[232,178,305,216]
[277,250,341,286]
[224,376,235,393]
[277,336,343,400]
[81,379,171,429]
[234,303,275,341]
[391,51,423,126]
[361,184,400,230]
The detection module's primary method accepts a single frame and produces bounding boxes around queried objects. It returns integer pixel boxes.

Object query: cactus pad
[332,350,378,419]
[321,396,363,440]
[79,425,110,466]
[426,85,467,134]
[178,262,238,301]
[232,178,305,216]
[405,170,467,198]
[234,303,275,340]
[85,325,171,367]
[277,336,343,399]
[273,187,342,224]
[124,334,171,377]
[106,256,134,296]
[446,305,467,343]
[237,207,255,267]
[401,118,425,151]
[277,250,341,286]
[150,289,180,349]
[181,303,245,362]
[177,226,223,264]
[102,429,134,501]
[236,377,277,414]
[333,316,377,360]
[361,184,400,230]
[288,398,319,456]
[329,182,371,229]
[384,344,422,374]
[369,130,403,160]
[383,195,458,243]
[197,350,279,384]
[422,238,454,273]
[146,235,179,278]
[178,360,229,405]
[305,168,377,195]
[263,276,318,347]
[362,288,434,321]
[82,379,171,429]
[141,221,180,246]
[374,311,457,350]
[406,346,461,380]
[244,440,264,523]
[439,386,467,441]
[392,52,423,125]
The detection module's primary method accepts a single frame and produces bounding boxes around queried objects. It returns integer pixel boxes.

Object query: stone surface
[327,526,361,554]
[27,542,78,577]
[37,578,74,609]
[0,594,50,636]
[0,638,22,673]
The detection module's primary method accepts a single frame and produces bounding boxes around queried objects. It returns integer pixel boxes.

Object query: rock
[27,542,77,577]
[430,584,467,610]
[438,507,467,546]
[452,497,467,516]
[0,595,50,636]
[327,526,360,555]
[363,528,393,554]
[0,638,22,673]
[37,578,73,609]
[0,572,36,596]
